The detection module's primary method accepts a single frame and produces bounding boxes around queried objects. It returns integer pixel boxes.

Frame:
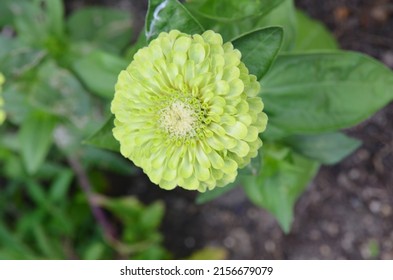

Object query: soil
[68,0,393,259]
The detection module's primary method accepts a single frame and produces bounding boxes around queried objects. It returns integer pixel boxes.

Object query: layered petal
[111,30,268,192]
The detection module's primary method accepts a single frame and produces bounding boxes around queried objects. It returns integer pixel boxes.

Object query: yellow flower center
[159,101,197,138]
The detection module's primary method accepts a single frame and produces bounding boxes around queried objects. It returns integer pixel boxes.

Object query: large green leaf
[66,7,133,54]
[283,132,361,165]
[261,52,393,135]
[294,10,338,51]
[232,27,283,80]
[242,145,319,233]
[256,0,296,51]
[85,116,120,152]
[185,0,287,42]
[19,111,56,174]
[186,0,285,21]
[145,0,204,42]
[72,51,127,99]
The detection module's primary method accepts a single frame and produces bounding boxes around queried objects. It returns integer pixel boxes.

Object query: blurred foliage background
[0,0,173,259]
[1,0,392,260]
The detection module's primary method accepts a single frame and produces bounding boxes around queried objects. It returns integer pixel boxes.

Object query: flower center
[159,101,197,138]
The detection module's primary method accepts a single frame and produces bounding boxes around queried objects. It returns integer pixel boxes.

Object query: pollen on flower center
[159,101,197,138]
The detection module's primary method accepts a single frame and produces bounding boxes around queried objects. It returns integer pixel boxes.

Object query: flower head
[111,30,267,192]
[0,73,5,125]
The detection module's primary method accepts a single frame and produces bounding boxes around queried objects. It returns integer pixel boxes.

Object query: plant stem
[67,155,117,242]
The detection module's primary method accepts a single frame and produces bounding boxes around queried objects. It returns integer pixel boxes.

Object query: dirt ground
[68,0,393,259]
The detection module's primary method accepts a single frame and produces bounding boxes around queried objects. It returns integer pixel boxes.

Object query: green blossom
[111,30,267,192]
[0,73,5,125]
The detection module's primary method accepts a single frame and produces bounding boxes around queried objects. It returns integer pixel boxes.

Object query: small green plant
[91,0,393,232]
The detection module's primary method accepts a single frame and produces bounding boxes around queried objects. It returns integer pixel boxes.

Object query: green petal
[160,179,177,190]
[228,79,244,97]
[224,121,248,139]
[243,126,259,142]
[189,43,206,64]
[163,165,177,181]
[222,158,238,174]
[207,150,225,169]
[231,140,250,157]
[174,36,192,53]
[202,30,223,45]
[195,164,210,181]
[182,175,199,190]
[179,151,193,178]
[206,134,225,150]
[196,143,211,168]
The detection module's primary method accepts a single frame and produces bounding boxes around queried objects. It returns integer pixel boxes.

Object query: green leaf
[125,31,147,61]
[66,7,133,54]
[145,0,204,42]
[12,0,66,50]
[83,242,107,260]
[32,225,64,259]
[186,0,285,21]
[44,0,65,39]
[85,116,120,152]
[72,51,127,99]
[232,27,283,80]
[294,9,338,51]
[141,201,166,230]
[242,145,319,232]
[0,35,47,78]
[283,132,361,165]
[2,83,33,125]
[196,179,238,204]
[26,180,73,235]
[19,111,56,174]
[12,2,48,46]
[184,0,286,42]
[261,52,393,135]
[0,222,38,260]
[49,169,74,202]
[197,154,264,205]
[96,195,166,253]
[83,147,136,175]
[29,60,92,126]
[255,0,297,51]
[96,196,164,229]
[0,0,28,27]
[240,152,263,176]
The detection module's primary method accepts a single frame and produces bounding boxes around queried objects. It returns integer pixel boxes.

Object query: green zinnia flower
[0,73,5,125]
[111,30,267,192]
